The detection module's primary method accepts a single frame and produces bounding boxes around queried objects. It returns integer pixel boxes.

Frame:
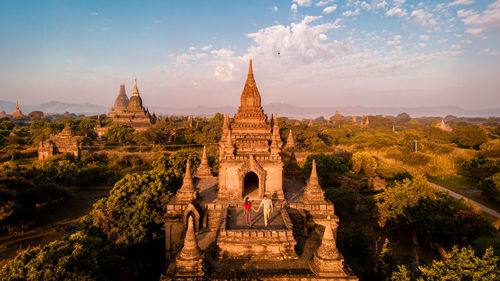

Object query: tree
[418,246,498,281]
[105,124,135,144]
[396,113,411,124]
[325,187,358,218]
[28,111,44,121]
[352,151,377,177]
[376,238,393,281]
[302,153,349,187]
[145,122,175,145]
[478,173,500,202]
[391,265,413,281]
[480,139,500,158]
[0,120,15,130]
[86,150,199,246]
[85,169,177,246]
[0,232,122,281]
[400,130,421,154]
[375,176,495,246]
[29,121,64,145]
[453,125,488,149]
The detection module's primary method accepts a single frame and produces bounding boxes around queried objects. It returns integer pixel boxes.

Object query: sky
[1,0,499,109]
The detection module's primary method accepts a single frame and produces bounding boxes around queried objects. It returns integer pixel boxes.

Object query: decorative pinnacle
[309,159,320,186]
[323,215,334,240]
[184,160,191,180]
[179,216,201,259]
[248,58,253,77]
[132,78,139,96]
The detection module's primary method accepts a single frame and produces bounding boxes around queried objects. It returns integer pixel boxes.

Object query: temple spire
[173,160,197,203]
[285,129,295,148]
[248,58,253,78]
[171,216,204,277]
[309,216,347,277]
[195,145,212,178]
[239,59,261,108]
[179,216,201,259]
[132,78,139,96]
[309,159,320,186]
[183,160,194,190]
[15,101,19,110]
[300,159,325,202]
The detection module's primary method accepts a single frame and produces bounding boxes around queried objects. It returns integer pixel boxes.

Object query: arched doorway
[243,172,259,198]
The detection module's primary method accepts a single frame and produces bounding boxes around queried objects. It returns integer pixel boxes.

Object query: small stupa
[172,160,198,203]
[171,216,204,277]
[195,146,212,178]
[300,159,326,203]
[309,217,348,277]
[285,129,295,149]
[286,149,303,180]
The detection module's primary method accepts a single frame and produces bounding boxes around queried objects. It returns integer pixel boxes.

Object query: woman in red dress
[243,197,253,227]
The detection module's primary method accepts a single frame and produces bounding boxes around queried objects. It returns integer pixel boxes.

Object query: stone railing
[280,209,294,230]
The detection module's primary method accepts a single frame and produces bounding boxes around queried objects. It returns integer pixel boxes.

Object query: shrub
[302,153,349,187]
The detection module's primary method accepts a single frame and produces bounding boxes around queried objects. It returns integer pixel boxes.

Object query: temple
[11,102,25,120]
[163,60,357,280]
[107,79,156,131]
[38,123,87,161]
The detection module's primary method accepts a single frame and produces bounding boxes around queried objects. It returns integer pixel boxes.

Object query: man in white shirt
[257,195,273,227]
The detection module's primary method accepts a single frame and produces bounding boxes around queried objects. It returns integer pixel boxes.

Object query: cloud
[154,20,162,24]
[316,0,335,7]
[448,0,474,7]
[465,27,483,36]
[457,1,500,30]
[211,48,235,59]
[176,53,208,64]
[323,5,337,14]
[410,9,437,28]
[372,0,387,9]
[438,38,449,43]
[343,8,360,16]
[89,12,98,16]
[273,6,279,12]
[291,4,298,12]
[293,0,312,7]
[419,34,430,41]
[387,34,402,46]
[478,48,500,55]
[246,16,343,65]
[386,7,407,17]
[201,44,213,51]
[189,46,196,51]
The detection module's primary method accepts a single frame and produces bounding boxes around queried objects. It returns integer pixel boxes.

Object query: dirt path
[0,187,110,264]
[430,182,500,219]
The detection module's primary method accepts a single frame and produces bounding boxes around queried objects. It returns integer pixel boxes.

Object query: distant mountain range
[1,100,499,118]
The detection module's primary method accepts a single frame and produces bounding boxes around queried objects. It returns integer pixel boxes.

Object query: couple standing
[243,195,273,227]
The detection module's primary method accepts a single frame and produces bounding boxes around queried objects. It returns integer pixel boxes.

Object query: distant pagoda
[107,79,156,131]
[11,101,25,120]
